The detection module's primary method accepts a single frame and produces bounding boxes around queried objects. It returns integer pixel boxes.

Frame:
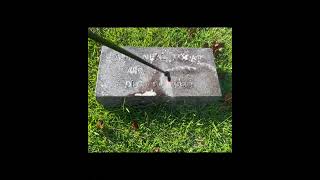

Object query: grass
[88,27,232,153]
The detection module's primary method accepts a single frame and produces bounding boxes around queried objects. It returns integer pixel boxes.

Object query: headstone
[95,46,222,107]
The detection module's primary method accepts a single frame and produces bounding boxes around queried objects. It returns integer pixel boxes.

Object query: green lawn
[88,27,232,152]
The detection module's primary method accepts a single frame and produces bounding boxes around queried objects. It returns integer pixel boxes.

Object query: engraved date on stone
[173,78,194,89]
[125,80,143,88]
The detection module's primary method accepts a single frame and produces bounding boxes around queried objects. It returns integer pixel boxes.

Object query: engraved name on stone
[142,53,204,64]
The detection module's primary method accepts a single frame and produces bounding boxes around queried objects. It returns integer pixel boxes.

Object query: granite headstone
[95,46,222,107]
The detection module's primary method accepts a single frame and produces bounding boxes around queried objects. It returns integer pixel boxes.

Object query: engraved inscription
[123,52,203,90]
[125,79,194,89]
[125,81,133,88]
[173,78,194,89]
[175,53,204,63]
[114,53,126,60]
[125,80,143,88]
[128,66,143,74]
[143,53,158,63]
[142,52,204,64]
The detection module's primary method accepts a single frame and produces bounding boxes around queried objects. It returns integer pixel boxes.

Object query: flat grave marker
[95,46,222,107]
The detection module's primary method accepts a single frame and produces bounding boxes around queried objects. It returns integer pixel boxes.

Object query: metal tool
[88,30,171,81]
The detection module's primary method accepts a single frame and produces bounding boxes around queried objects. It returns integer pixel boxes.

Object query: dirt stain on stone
[128,71,166,96]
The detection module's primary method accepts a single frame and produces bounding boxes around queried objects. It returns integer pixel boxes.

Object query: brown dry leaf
[131,120,139,130]
[153,147,160,152]
[211,41,224,56]
[96,120,104,129]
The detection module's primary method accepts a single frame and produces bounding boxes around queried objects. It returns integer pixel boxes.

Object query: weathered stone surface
[95,46,222,107]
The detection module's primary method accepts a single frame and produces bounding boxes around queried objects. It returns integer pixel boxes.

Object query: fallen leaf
[96,120,104,129]
[153,147,160,152]
[131,120,139,130]
[211,41,224,56]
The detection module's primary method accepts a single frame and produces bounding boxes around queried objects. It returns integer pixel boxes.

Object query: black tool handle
[88,30,171,82]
